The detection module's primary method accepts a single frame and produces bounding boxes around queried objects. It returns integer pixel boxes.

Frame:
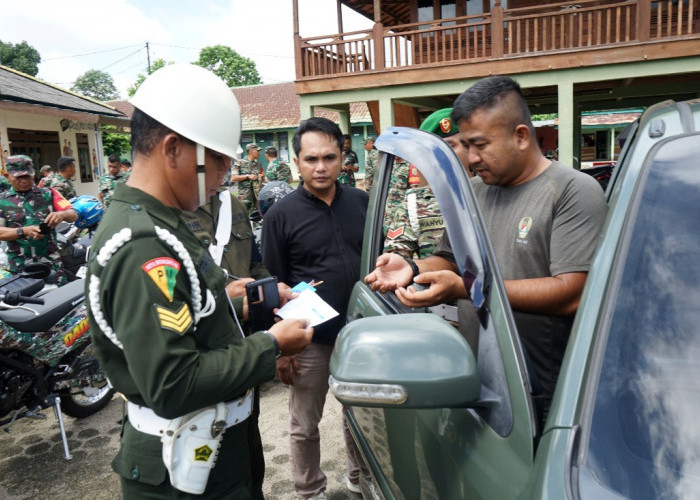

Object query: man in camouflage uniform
[46,156,77,200]
[38,165,54,187]
[338,134,358,187]
[98,154,127,209]
[264,146,293,184]
[231,143,263,213]
[383,108,472,259]
[382,157,411,233]
[384,181,445,259]
[363,136,379,192]
[0,155,77,283]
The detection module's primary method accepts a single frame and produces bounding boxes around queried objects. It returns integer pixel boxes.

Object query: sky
[1,0,372,99]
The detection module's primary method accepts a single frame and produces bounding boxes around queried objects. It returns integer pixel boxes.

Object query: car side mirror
[329,313,480,409]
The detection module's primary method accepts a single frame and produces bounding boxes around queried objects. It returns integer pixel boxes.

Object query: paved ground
[0,380,355,499]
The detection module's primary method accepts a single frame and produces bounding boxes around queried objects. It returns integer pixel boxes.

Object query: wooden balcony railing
[295,0,700,79]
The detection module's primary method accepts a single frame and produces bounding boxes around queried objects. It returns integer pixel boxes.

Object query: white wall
[0,108,103,196]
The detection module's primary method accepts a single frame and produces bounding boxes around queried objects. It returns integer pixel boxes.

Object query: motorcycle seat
[0,279,85,333]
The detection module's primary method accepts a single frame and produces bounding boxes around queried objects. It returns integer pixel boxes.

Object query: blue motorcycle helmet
[70,195,104,229]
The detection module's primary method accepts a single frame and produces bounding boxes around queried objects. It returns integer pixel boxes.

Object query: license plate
[76,266,87,279]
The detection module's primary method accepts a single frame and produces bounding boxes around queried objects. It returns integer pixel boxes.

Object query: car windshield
[581,134,700,498]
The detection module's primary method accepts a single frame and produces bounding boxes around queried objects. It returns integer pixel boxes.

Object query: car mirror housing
[329,313,480,409]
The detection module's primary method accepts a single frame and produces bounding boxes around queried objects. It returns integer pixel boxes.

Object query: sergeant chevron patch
[386,226,405,239]
[154,302,193,335]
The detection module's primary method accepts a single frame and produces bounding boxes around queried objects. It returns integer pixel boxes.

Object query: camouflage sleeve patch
[153,302,193,335]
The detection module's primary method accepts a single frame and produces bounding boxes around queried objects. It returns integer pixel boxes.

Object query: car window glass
[581,135,700,498]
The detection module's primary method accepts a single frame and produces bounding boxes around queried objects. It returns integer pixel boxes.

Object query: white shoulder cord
[88,225,216,351]
[209,191,232,266]
[407,191,419,234]
[154,225,216,322]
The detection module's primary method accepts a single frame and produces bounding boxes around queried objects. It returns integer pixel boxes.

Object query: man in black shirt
[262,117,368,499]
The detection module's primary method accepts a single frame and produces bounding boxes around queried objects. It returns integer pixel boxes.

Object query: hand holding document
[276,286,338,327]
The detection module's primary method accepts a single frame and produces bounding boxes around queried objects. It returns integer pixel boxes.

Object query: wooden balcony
[294,0,700,92]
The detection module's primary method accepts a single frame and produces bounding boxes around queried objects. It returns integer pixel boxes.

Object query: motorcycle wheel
[60,382,115,418]
[58,343,115,418]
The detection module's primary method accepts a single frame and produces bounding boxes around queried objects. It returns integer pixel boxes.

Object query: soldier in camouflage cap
[363,136,378,192]
[264,146,293,184]
[0,155,78,282]
[231,143,264,213]
[98,154,127,209]
[339,134,358,187]
[45,156,77,200]
[37,165,54,188]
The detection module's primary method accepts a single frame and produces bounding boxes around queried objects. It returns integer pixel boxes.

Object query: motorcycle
[0,264,114,459]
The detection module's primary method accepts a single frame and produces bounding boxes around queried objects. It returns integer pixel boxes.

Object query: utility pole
[146,42,151,74]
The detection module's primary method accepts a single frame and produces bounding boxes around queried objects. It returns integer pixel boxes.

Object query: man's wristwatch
[403,257,420,280]
[262,330,282,359]
[16,227,24,238]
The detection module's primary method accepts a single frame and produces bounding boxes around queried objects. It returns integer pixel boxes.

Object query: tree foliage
[71,69,120,101]
[101,125,131,158]
[0,40,41,76]
[194,45,261,87]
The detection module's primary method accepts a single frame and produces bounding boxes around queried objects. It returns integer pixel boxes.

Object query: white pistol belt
[127,390,253,437]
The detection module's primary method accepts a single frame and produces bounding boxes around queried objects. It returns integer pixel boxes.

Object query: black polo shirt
[262,182,368,344]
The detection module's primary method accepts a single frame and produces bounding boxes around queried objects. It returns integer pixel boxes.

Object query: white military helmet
[130,63,241,158]
[130,64,241,207]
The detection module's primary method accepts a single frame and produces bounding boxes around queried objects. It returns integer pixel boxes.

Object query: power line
[98,47,145,72]
[42,44,145,61]
[150,42,293,60]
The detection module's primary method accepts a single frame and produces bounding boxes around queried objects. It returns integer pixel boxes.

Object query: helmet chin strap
[196,143,207,207]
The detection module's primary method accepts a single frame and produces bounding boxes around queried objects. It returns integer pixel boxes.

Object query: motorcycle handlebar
[0,291,45,306]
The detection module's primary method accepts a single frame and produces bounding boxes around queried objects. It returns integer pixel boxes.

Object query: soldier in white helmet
[85,63,312,499]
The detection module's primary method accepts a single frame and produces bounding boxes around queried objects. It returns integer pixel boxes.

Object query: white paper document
[276,289,338,327]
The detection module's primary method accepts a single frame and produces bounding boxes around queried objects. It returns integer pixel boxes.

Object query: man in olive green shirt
[85,64,312,499]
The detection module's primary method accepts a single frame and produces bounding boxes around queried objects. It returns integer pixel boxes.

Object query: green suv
[329,99,700,499]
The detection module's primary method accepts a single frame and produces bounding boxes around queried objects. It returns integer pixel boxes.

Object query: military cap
[4,155,35,176]
[364,136,376,144]
[420,108,459,138]
[265,145,278,154]
[246,143,262,151]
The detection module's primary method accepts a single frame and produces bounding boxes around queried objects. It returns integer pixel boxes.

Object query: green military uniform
[232,158,263,213]
[364,148,379,193]
[383,185,444,259]
[86,182,277,498]
[182,189,271,499]
[0,183,72,283]
[181,189,270,318]
[265,158,293,184]
[98,172,127,209]
[45,173,76,200]
[339,148,358,187]
[0,176,11,193]
[383,159,411,232]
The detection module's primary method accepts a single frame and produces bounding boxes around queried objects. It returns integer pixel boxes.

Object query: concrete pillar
[557,81,577,168]
[378,97,394,135]
[338,105,351,134]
